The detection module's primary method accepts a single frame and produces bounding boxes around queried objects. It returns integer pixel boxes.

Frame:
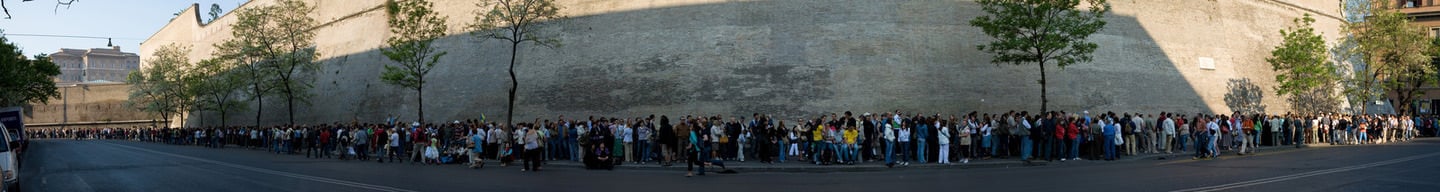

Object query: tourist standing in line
[897,121,911,166]
[937,120,951,165]
[1101,115,1117,161]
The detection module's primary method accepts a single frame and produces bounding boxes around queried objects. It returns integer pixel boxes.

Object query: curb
[547,145,1318,172]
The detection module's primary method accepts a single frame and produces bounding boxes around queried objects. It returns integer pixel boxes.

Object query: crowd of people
[26,110,1436,177]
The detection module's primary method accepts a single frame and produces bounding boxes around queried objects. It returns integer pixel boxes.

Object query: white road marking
[1170,152,1440,192]
[101,142,417,192]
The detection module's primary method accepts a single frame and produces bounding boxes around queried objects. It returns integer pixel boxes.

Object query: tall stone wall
[141,0,1347,126]
[23,83,154,126]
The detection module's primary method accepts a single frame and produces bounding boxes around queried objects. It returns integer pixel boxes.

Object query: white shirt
[1162,118,1176,135]
[897,128,911,142]
[1207,121,1220,135]
[389,132,400,147]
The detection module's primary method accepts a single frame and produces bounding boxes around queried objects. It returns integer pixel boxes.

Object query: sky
[0,0,249,58]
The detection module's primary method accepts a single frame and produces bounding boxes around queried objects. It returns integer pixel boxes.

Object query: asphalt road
[19,138,1440,192]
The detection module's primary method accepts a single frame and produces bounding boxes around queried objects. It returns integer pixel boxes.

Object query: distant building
[48,46,140,83]
[1394,0,1440,115]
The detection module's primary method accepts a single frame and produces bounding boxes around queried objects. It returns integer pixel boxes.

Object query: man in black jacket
[1038,112,1055,161]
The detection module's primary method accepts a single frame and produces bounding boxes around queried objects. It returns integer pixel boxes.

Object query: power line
[4,33,115,46]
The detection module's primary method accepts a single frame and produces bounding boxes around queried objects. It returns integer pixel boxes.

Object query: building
[49,46,141,83]
[144,0,1344,126]
[1393,0,1440,115]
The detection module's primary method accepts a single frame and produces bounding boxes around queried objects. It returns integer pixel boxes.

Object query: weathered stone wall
[23,83,154,125]
[142,0,1348,126]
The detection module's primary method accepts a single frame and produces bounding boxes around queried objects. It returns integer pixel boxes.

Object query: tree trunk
[286,82,295,125]
[253,67,264,127]
[506,41,519,132]
[1039,62,1049,113]
[417,86,425,124]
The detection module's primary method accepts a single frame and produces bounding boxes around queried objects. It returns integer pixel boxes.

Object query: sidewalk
[543,144,1314,173]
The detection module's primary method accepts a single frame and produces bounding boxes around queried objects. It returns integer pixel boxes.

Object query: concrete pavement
[18,138,1440,192]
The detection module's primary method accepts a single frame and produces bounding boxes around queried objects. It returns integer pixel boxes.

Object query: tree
[968,0,1110,113]
[1,0,77,19]
[1343,2,1435,115]
[1267,14,1342,115]
[380,0,449,124]
[127,44,193,128]
[0,33,60,107]
[215,0,320,125]
[468,0,564,129]
[192,58,249,126]
[208,3,223,24]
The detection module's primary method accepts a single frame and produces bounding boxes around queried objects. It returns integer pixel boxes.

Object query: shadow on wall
[1224,78,1266,114]
[191,0,1220,126]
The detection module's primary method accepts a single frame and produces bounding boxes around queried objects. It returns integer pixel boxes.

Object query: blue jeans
[838,144,850,162]
[916,139,927,163]
[1177,134,1189,151]
[899,141,911,162]
[812,142,826,163]
[1208,134,1218,156]
[1103,135,1116,160]
[831,143,843,162]
[1069,138,1080,159]
[569,138,580,161]
[1194,134,1206,157]
[639,140,651,162]
[698,145,710,175]
[778,140,788,162]
[885,140,895,164]
[1020,137,1033,160]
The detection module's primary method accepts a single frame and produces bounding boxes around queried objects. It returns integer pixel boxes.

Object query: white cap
[411,122,420,127]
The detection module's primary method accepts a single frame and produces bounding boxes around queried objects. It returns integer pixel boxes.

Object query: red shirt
[1066,123,1079,140]
[1055,123,1067,139]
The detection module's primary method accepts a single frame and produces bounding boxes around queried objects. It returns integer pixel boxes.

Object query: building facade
[49,46,141,83]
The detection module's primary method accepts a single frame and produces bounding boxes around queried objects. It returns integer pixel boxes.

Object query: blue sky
[0,0,248,58]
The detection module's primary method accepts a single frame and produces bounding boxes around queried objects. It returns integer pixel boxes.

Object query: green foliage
[208,3,223,24]
[191,58,249,126]
[0,33,61,107]
[1343,3,1435,115]
[1269,14,1337,96]
[968,0,1109,112]
[127,44,195,126]
[214,0,320,125]
[381,0,449,123]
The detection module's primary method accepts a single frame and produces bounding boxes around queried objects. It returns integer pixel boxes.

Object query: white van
[0,124,17,191]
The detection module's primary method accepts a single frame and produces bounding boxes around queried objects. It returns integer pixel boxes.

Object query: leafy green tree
[968,0,1110,113]
[192,58,249,126]
[1267,14,1341,115]
[215,0,320,125]
[0,33,60,107]
[469,0,564,129]
[208,3,223,24]
[1343,3,1434,115]
[381,0,449,124]
[127,44,193,127]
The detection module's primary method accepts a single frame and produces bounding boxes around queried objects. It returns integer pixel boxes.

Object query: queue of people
[26,111,1435,177]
